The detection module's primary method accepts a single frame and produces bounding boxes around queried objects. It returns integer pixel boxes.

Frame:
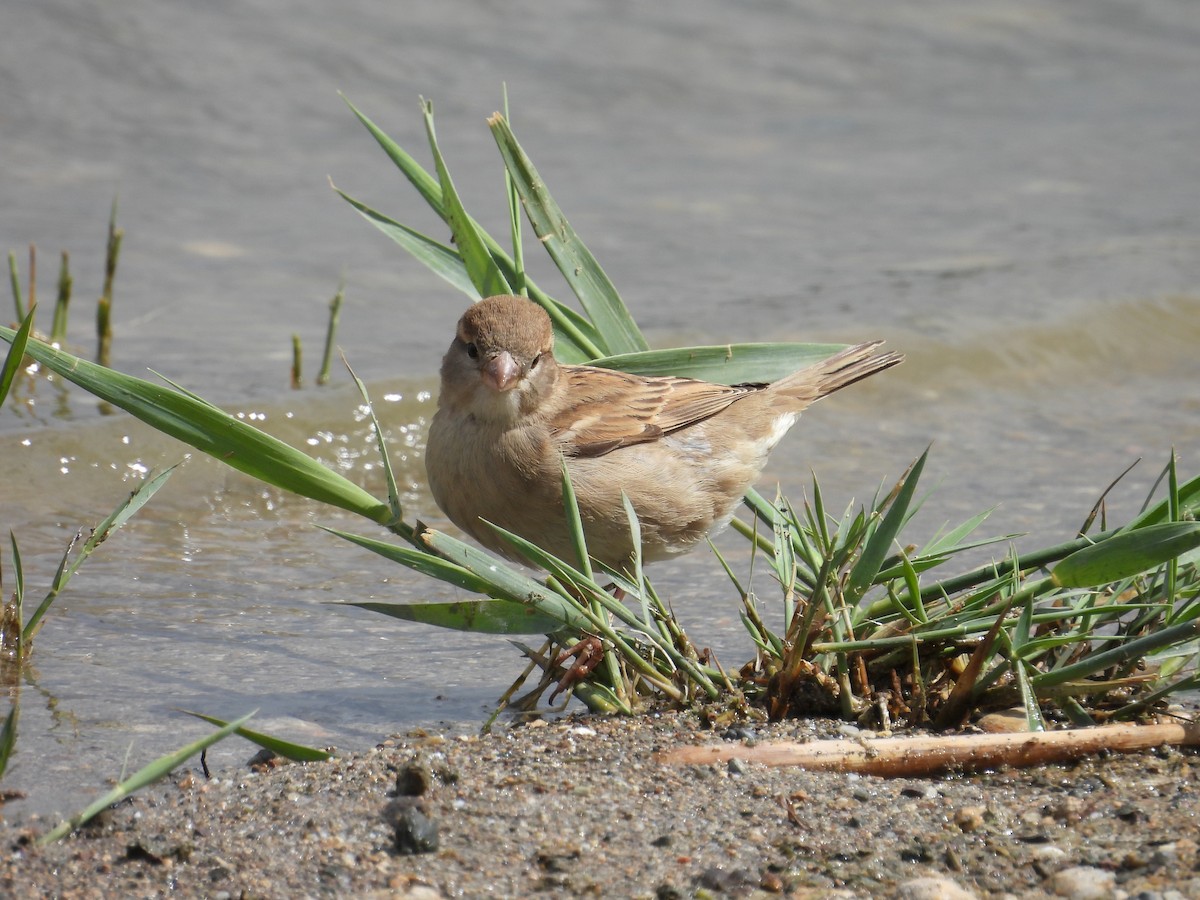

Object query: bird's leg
[547,634,605,703]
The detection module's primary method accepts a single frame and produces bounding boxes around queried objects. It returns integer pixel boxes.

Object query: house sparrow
[426,294,902,572]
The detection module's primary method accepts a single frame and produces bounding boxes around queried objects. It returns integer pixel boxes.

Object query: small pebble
[1151,837,1197,868]
[394,886,444,900]
[246,749,279,772]
[759,870,784,893]
[893,875,978,899]
[1047,865,1116,899]
[385,800,440,855]
[900,784,939,800]
[694,866,756,893]
[953,806,986,832]
[1031,845,1068,863]
[721,726,757,742]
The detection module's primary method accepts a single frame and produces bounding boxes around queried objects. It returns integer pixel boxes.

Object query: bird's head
[439,295,560,424]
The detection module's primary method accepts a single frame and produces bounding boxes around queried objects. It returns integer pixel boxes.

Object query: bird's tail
[771,341,903,406]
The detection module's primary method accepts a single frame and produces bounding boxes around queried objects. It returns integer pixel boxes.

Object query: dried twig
[657,720,1200,777]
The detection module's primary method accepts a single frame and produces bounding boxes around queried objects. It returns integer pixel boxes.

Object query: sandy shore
[2,711,1197,898]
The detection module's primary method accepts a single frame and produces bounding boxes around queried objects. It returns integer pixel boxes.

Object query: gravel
[2,711,1198,898]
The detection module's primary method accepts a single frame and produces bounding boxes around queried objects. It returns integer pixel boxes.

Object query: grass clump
[727,453,1199,730]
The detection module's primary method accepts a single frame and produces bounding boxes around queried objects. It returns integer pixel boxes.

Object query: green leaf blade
[321,526,495,595]
[347,598,565,635]
[846,449,929,605]
[40,711,257,844]
[423,101,510,299]
[1051,523,1200,589]
[417,528,590,631]
[177,709,332,762]
[341,94,445,216]
[334,188,477,297]
[1,306,35,408]
[0,329,390,524]
[488,113,648,355]
[592,343,850,385]
[0,705,16,780]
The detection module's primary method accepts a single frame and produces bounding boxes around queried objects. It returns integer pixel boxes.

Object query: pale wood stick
[656,721,1200,777]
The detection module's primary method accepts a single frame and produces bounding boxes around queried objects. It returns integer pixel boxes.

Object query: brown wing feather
[549,365,759,458]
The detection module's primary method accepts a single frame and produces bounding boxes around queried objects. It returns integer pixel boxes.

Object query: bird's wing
[548,365,761,458]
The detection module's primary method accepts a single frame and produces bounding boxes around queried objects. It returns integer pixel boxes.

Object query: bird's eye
[530,353,542,370]
[465,342,479,360]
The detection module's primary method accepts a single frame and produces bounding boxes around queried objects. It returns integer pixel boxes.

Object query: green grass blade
[341,94,445,216]
[846,448,928,605]
[51,250,71,344]
[346,94,513,298]
[0,306,34,401]
[1165,451,1180,621]
[0,328,390,524]
[709,537,748,600]
[592,343,849,385]
[1113,671,1200,719]
[416,528,592,630]
[518,288,603,363]
[896,546,928,624]
[7,251,24,321]
[559,455,594,580]
[1015,658,1047,731]
[9,531,23,629]
[333,187,477,298]
[1013,592,1034,651]
[877,526,1023,581]
[621,493,653,627]
[24,465,178,642]
[1050,523,1200,589]
[39,711,256,844]
[0,705,16,780]
[78,465,178,558]
[423,100,510,299]
[1032,619,1200,688]
[1128,469,1200,528]
[484,522,605,600]
[501,85,526,297]
[0,306,35,408]
[1167,450,1180,523]
[911,509,1004,563]
[321,526,497,595]
[343,358,402,524]
[176,709,332,762]
[145,369,225,410]
[347,599,566,635]
[769,493,797,623]
[317,282,343,387]
[488,113,648,354]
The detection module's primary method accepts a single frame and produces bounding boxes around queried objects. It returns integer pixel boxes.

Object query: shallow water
[2,0,1199,818]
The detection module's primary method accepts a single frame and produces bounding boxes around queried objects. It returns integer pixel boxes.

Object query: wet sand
[3,711,1197,898]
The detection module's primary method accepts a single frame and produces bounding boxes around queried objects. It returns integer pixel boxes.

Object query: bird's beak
[481,350,521,392]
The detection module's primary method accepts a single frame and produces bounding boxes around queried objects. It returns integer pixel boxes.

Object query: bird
[425,294,902,572]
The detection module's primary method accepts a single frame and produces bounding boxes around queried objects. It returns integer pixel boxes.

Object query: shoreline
[3,711,1197,898]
